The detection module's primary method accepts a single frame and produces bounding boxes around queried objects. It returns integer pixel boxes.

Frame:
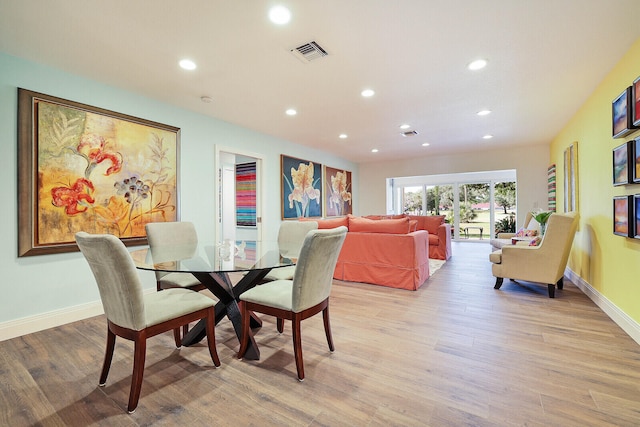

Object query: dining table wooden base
[182,269,272,360]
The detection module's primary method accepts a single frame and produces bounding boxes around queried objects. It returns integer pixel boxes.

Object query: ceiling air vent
[401,130,419,137]
[290,41,328,63]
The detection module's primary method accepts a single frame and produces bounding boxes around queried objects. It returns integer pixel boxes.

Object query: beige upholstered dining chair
[145,221,208,342]
[75,232,220,413]
[489,211,579,298]
[237,226,348,381]
[263,220,319,281]
[145,221,206,292]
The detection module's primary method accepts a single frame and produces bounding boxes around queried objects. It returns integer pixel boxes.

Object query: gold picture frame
[18,88,180,256]
[563,142,578,213]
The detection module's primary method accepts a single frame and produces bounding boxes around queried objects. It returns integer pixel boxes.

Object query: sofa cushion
[300,216,348,229]
[408,215,445,234]
[348,216,410,234]
[364,214,406,220]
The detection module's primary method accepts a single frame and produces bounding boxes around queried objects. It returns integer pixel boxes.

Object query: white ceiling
[2,1,640,163]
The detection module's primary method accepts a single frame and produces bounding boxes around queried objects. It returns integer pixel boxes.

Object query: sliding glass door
[390,170,517,242]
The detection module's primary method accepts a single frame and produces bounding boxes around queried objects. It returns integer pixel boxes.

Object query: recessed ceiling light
[371,148,379,153]
[422,143,430,147]
[269,5,291,25]
[339,134,348,139]
[477,110,491,116]
[400,124,411,130]
[361,89,375,97]
[179,59,197,70]
[285,108,297,116]
[483,134,493,139]
[468,59,487,70]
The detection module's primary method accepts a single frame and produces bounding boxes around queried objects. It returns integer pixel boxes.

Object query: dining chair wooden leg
[99,327,116,386]
[277,318,284,333]
[173,328,182,348]
[322,304,335,352]
[128,332,147,413]
[205,308,221,367]
[292,313,304,381]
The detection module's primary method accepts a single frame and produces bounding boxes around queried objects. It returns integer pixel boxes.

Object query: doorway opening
[215,146,264,243]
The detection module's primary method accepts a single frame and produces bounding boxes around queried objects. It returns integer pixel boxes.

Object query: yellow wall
[551,37,640,321]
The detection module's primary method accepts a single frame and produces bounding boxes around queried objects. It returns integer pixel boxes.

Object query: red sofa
[407,215,452,260]
[301,215,430,290]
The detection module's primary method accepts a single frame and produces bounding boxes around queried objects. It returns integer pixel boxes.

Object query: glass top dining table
[130,240,295,360]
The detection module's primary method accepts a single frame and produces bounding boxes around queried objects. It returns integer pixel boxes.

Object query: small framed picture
[613,141,632,185]
[613,87,637,138]
[613,195,633,237]
[633,76,640,127]
[634,195,640,239]
[633,137,640,184]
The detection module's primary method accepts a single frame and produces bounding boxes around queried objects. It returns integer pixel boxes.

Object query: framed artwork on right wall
[613,86,638,138]
[634,194,640,239]
[613,141,632,186]
[632,75,640,127]
[613,195,633,237]
[633,137,640,184]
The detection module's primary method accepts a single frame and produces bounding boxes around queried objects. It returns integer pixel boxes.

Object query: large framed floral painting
[281,155,322,219]
[323,166,352,217]
[18,88,179,257]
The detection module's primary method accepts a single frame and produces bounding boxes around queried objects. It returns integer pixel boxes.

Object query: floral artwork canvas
[281,155,322,219]
[18,89,179,256]
[324,166,352,217]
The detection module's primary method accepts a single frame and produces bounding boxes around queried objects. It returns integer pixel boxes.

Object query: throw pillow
[515,228,538,238]
[528,236,542,246]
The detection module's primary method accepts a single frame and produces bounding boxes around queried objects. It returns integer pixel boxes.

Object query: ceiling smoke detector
[290,41,328,63]
[401,130,419,137]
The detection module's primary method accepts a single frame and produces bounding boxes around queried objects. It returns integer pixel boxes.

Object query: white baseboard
[0,301,104,342]
[0,289,159,342]
[566,267,640,345]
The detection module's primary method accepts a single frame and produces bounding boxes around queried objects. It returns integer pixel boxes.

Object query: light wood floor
[2,242,640,426]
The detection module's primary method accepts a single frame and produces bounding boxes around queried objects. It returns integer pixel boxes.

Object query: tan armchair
[489,212,579,298]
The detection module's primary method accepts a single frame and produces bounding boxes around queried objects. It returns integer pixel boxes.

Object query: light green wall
[0,52,356,326]
[551,37,640,321]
